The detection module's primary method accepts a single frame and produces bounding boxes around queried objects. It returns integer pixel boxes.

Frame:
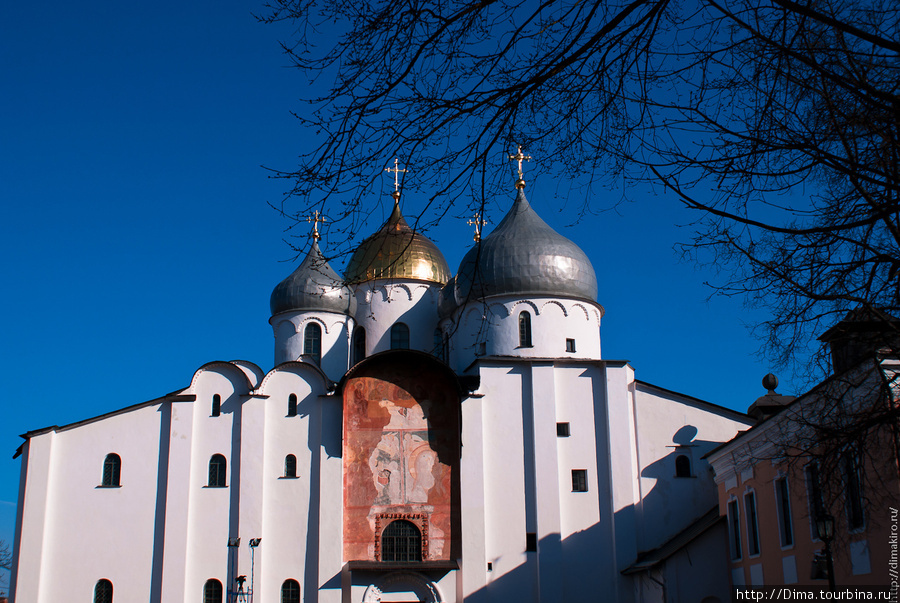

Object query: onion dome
[344,199,451,285]
[454,188,597,304]
[270,238,357,316]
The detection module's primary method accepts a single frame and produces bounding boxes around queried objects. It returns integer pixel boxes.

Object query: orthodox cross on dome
[306,210,328,241]
[508,145,532,189]
[385,158,408,201]
[467,212,489,242]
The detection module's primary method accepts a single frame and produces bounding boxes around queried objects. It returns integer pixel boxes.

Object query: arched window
[102,453,121,487]
[281,579,301,603]
[304,323,322,364]
[381,519,422,562]
[203,579,223,603]
[287,393,298,417]
[211,394,221,417]
[675,454,692,477]
[208,454,227,487]
[443,333,450,363]
[352,327,366,366]
[284,454,297,478]
[390,323,410,350]
[518,311,532,347]
[94,579,113,603]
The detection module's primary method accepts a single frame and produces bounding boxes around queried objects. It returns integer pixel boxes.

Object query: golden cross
[384,158,408,199]
[306,210,327,241]
[467,212,489,242]
[508,145,533,184]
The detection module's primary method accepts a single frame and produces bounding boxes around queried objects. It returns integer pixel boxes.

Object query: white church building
[10,170,753,602]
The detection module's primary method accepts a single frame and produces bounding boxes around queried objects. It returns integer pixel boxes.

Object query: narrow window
[381,519,421,562]
[284,454,297,478]
[728,499,742,560]
[565,338,576,353]
[281,579,300,603]
[556,422,570,437]
[102,453,121,487]
[675,454,692,477]
[204,579,223,603]
[94,579,113,603]
[287,393,298,417]
[806,462,824,538]
[775,477,794,547]
[744,491,761,556]
[208,454,227,487]
[433,328,443,359]
[442,333,450,363]
[525,532,538,552]
[303,323,322,365]
[211,394,221,417]
[351,327,366,365]
[518,312,532,347]
[390,323,410,350]
[844,449,865,530]
[571,469,588,492]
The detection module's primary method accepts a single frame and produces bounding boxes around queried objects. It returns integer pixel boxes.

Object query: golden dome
[344,200,450,285]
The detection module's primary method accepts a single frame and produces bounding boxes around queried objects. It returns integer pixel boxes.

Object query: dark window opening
[284,454,297,478]
[518,312,533,347]
[728,499,742,560]
[102,453,121,487]
[352,327,366,365]
[287,393,298,417]
[204,579,223,603]
[556,422,570,437]
[806,462,824,538]
[211,394,221,417]
[208,454,227,487]
[844,449,865,530]
[94,579,113,603]
[381,519,422,562]
[565,338,576,353]
[391,323,410,350]
[525,533,537,552]
[572,469,588,492]
[745,491,761,556]
[675,454,692,477]
[281,579,300,603]
[776,477,794,547]
[304,323,322,365]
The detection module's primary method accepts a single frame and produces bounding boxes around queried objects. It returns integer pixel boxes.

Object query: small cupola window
[304,323,322,364]
[518,311,533,347]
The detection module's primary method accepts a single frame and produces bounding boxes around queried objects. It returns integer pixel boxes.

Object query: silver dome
[454,188,598,305]
[270,239,357,316]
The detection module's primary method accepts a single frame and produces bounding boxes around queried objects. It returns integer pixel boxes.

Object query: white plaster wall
[352,281,443,356]
[448,296,602,372]
[661,521,732,602]
[468,360,617,602]
[255,365,321,601]
[476,363,536,601]
[270,310,354,382]
[631,383,753,553]
[183,365,249,599]
[17,405,163,602]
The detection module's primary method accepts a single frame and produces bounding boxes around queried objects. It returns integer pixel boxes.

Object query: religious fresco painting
[342,353,460,562]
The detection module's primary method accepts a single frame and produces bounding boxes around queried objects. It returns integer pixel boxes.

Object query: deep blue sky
[0,0,790,563]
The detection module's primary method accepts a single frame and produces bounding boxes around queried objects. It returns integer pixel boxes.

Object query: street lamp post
[816,514,836,592]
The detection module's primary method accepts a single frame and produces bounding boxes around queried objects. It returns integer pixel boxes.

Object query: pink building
[708,312,900,589]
